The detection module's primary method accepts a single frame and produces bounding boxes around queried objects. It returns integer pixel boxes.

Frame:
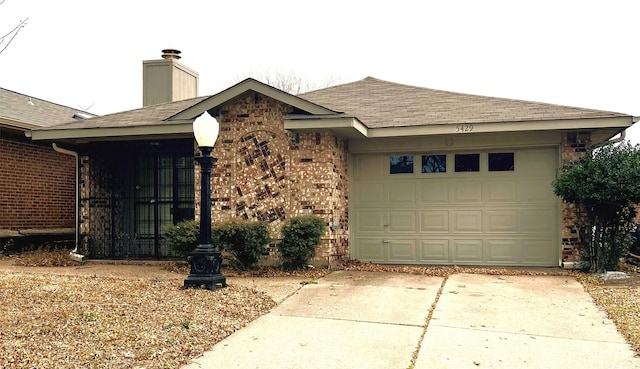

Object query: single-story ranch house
[30,50,638,266]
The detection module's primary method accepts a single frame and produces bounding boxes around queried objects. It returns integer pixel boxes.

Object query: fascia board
[365,116,633,138]
[284,116,368,137]
[30,122,193,141]
[0,117,39,131]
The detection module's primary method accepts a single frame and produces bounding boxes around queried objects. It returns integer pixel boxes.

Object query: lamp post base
[183,244,227,290]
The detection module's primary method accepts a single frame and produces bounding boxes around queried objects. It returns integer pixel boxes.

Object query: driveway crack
[409,274,449,367]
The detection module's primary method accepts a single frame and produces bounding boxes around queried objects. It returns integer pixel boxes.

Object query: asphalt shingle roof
[298,77,627,128]
[29,76,630,135]
[0,87,95,128]
[44,96,209,130]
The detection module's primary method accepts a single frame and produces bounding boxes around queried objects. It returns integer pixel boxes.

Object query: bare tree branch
[238,70,340,94]
[0,0,28,55]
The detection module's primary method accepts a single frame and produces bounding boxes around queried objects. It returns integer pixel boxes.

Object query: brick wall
[560,131,591,263]
[0,130,75,230]
[201,93,350,262]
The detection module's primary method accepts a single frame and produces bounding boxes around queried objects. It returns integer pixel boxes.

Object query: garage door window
[390,155,414,174]
[422,154,447,173]
[455,154,480,172]
[488,152,515,171]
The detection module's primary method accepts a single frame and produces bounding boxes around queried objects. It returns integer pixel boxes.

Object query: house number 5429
[456,124,473,133]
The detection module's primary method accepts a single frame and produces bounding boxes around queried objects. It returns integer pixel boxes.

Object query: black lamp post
[183,111,227,290]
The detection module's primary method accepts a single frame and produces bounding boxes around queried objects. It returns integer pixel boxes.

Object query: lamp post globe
[183,111,227,290]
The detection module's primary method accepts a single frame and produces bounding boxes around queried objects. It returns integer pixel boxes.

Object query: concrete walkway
[182,271,640,369]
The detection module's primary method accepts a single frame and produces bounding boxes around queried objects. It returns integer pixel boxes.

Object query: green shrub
[278,215,327,270]
[553,142,640,272]
[212,221,271,270]
[162,220,199,257]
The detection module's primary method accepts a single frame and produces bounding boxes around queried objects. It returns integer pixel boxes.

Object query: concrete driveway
[182,271,640,369]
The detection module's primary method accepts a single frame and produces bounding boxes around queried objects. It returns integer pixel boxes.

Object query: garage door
[351,148,559,266]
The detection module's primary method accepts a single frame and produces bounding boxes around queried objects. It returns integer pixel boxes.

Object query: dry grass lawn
[1,251,640,368]
[0,267,275,368]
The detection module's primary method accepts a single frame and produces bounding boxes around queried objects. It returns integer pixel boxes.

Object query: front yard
[1,253,639,368]
[0,264,276,368]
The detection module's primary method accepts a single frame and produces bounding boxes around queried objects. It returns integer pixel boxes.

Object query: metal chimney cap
[161,49,181,59]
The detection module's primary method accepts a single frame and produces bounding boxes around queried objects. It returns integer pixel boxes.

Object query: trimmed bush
[278,215,327,270]
[162,220,199,257]
[212,221,271,270]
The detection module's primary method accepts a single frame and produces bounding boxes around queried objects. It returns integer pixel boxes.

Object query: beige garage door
[351,148,559,266]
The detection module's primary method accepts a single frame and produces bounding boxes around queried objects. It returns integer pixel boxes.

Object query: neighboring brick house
[30,51,638,266]
[0,88,94,250]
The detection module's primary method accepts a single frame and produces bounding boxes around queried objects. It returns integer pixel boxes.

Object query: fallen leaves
[0,271,276,369]
[576,272,640,354]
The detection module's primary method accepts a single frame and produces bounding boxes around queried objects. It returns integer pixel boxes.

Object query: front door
[130,151,195,257]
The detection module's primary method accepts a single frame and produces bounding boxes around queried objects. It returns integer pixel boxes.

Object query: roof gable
[170,78,338,120]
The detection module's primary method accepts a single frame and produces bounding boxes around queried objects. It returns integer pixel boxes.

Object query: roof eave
[284,116,368,138]
[364,116,634,138]
[30,122,194,143]
[0,117,40,131]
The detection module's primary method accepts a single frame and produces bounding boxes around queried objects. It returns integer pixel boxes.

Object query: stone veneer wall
[560,131,591,263]
[197,92,350,262]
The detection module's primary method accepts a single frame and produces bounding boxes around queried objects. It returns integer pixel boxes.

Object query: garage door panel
[421,210,449,232]
[420,239,450,262]
[355,155,384,179]
[517,150,557,175]
[356,239,386,261]
[521,209,556,233]
[389,211,416,232]
[484,181,517,203]
[485,239,518,263]
[389,240,417,261]
[389,182,416,204]
[355,183,384,206]
[519,179,556,204]
[451,182,482,203]
[452,211,483,232]
[356,210,386,233]
[453,239,483,262]
[485,210,517,233]
[420,182,448,204]
[521,239,555,264]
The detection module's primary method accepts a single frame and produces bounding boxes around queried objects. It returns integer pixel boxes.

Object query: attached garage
[297,77,634,267]
[351,147,559,266]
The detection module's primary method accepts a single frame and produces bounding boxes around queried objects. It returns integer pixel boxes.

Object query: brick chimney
[142,49,199,107]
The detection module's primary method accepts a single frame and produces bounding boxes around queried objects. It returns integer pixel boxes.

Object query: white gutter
[52,143,84,262]
[591,129,627,149]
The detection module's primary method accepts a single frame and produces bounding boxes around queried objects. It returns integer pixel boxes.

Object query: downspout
[52,143,84,262]
[590,117,639,149]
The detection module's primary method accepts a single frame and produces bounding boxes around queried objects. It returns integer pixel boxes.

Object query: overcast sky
[1,0,638,141]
